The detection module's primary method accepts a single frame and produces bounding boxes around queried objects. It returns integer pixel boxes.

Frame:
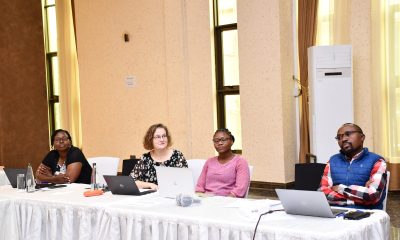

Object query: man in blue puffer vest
[319,123,388,209]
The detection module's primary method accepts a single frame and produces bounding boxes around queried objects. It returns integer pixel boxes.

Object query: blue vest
[329,148,385,209]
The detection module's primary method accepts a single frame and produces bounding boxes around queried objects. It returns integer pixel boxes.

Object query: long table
[0,184,390,240]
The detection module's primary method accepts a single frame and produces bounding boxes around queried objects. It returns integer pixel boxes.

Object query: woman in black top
[130,123,188,189]
[36,129,92,184]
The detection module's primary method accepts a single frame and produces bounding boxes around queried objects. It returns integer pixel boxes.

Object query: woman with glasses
[130,123,188,189]
[195,128,250,198]
[36,129,92,184]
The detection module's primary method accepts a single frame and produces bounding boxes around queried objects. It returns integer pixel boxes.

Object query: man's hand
[365,179,374,187]
[332,185,339,192]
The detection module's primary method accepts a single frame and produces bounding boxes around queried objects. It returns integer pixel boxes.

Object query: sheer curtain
[371,1,400,190]
[315,0,350,45]
[56,0,82,148]
[298,0,319,163]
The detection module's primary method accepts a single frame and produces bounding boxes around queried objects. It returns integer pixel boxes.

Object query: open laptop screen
[275,189,347,218]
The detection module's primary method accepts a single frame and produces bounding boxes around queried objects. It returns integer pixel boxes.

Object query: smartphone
[343,211,371,220]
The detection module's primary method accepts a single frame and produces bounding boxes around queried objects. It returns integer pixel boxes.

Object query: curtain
[297,0,319,163]
[371,1,400,190]
[56,0,82,148]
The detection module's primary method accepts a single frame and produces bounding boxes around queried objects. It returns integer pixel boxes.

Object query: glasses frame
[54,137,69,143]
[212,137,231,144]
[153,135,168,140]
[335,131,362,141]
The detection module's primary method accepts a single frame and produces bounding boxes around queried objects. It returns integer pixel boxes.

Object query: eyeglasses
[153,135,167,140]
[54,137,69,143]
[212,137,231,143]
[335,131,362,141]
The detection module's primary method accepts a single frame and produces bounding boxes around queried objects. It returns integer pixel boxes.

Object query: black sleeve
[66,147,87,166]
[41,150,58,174]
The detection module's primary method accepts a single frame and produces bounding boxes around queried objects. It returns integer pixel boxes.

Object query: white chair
[245,165,254,198]
[87,157,120,187]
[187,159,206,186]
[383,171,390,211]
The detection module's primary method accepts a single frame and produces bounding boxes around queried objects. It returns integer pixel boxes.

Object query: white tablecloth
[0,184,391,240]
[0,170,10,186]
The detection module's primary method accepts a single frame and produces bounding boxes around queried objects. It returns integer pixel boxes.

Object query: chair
[187,159,206,186]
[294,163,326,191]
[122,159,139,176]
[245,165,254,198]
[87,157,120,187]
[383,171,390,211]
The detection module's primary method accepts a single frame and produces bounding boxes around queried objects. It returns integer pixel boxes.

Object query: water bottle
[26,163,36,192]
[91,163,97,190]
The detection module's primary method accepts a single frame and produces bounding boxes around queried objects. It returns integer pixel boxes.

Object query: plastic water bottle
[91,163,97,190]
[26,163,36,192]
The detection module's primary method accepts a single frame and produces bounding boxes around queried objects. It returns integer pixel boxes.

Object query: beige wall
[349,1,374,149]
[238,0,296,183]
[74,0,376,184]
[74,0,216,170]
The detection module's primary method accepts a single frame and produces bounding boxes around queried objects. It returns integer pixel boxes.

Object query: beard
[340,142,362,158]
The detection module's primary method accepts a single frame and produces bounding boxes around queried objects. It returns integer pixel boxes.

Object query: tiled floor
[248,189,400,239]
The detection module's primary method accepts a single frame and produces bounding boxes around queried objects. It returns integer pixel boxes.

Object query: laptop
[103,175,156,195]
[4,168,26,188]
[155,166,195,198]
[275,189,348,218]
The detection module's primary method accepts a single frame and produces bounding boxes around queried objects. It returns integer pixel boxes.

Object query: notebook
[103,175,156,195]
[275,189,348,218]
[4,168,26,188]
[155,166,195,198]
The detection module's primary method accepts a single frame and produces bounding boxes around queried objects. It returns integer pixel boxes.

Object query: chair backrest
[245,165,254,198]
[383,171,390,211]
[294,163,326,191]
[122,159,139,176]
[187,159,206,186]
[87,157,120,187]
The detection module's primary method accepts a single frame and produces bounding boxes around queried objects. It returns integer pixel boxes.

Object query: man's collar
[340,147,366,161]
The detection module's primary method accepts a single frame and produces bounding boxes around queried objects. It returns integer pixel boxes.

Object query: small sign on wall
[125,75,135,88]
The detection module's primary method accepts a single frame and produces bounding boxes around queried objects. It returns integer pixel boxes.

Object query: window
[42,0,61,134]
[214,0,242,151]
[316,0,333,45]
[386,1,400,161]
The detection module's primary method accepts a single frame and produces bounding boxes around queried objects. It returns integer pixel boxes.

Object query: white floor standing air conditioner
[308,45,353,163]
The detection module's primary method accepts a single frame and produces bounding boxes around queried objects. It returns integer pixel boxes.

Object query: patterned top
[319,149,387,207]
[130,149,188,184]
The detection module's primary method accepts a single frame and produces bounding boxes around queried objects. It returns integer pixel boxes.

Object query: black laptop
[4,168,26,188]
[4,168,66,189]
[103,175,156,195]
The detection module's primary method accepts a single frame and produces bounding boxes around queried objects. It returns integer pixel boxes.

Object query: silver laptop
[275,189,348,218]
[155,166,195,198]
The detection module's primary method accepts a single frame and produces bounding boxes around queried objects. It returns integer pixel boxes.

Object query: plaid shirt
[319,150,387,206]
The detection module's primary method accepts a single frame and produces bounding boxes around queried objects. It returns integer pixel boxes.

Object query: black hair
[341,123,364,135]
[51,129,72,146]
[215,128,235,142]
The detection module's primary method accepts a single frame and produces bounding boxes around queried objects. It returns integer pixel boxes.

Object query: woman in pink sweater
[195,129,250,198]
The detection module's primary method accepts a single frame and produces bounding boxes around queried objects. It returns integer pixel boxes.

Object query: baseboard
[388,162,400,191]
[250,181,295,193]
